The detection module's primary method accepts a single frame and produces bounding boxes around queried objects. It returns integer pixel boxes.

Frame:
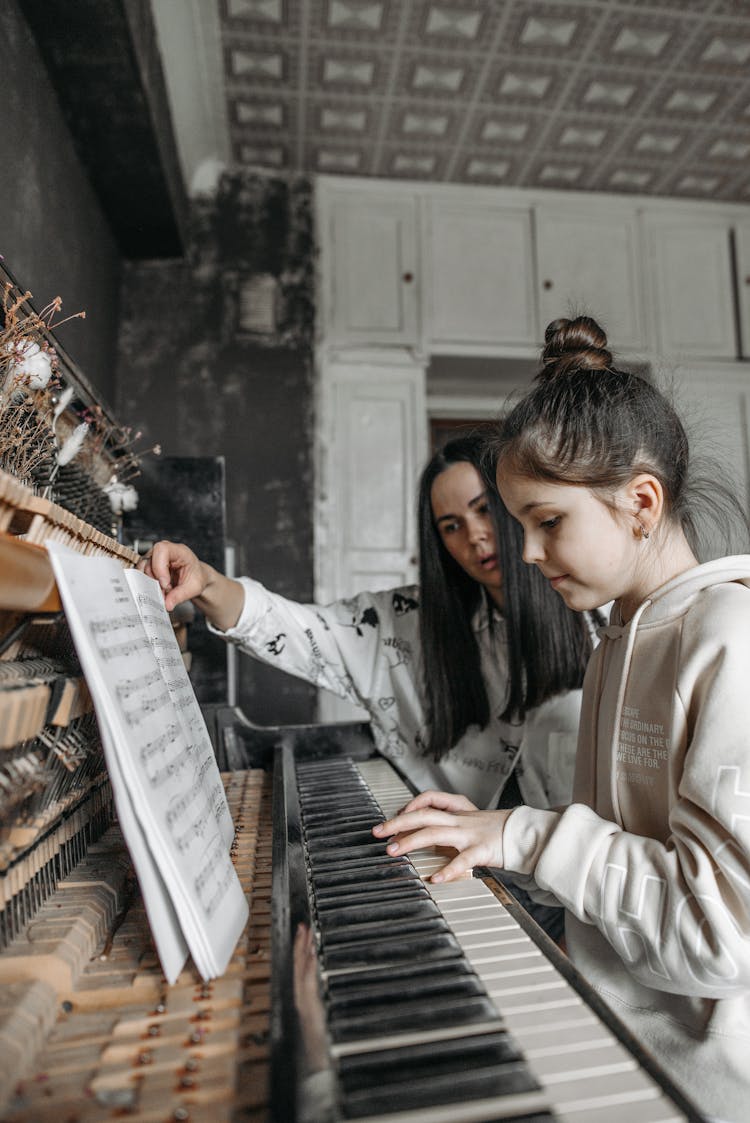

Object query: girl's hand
[394,789,478,816]
[373,800,512,883]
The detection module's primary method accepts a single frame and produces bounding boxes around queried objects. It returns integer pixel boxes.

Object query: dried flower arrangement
[0,281,85,488]
[0,278,159,533]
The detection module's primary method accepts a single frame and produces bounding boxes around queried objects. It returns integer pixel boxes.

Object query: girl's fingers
[398,790,476,815]
[373,808,451,838]
[430,850,477,884]
[385,826,459,854]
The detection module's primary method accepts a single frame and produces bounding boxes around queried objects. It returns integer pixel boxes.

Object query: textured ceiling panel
[219,0,750,202]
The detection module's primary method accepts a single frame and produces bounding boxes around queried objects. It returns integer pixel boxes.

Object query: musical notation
[46,544,249,983]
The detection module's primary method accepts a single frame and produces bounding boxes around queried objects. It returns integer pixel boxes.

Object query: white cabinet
[535,206,645,352]
[643,215,737,360]
[671,364,750,558]
[425,197,537,351]
[734,223,750,359]
[318,186,419,346]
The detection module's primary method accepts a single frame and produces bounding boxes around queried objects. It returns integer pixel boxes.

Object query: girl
[141,434,592,812]
[374,318,750,1123]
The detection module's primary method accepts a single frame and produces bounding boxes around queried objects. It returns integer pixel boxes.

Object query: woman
[140,433,593,815]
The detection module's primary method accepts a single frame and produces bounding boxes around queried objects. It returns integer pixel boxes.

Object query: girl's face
[431,461,503,606]
[498,472,640,613]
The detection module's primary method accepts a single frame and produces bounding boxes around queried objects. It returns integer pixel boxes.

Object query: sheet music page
[47,544,249,981]
[123,567,235,849]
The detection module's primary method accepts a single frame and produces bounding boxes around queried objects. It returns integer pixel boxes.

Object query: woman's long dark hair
[418,431,592,760]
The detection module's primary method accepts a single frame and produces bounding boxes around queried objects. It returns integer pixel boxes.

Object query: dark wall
[116,173,317,725]
[0,0,122,404]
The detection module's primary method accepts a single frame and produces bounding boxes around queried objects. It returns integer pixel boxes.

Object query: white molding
[150,0,231,196]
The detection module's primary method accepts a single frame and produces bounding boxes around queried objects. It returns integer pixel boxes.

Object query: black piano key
[315,881,430,910]
[305,828,386,853]
[316,896,440,932]
[338,1031,540,1118]
[329,992,500,1042]
[327,964,485,1011]
[308,854,414,881]
[320,913,449,947]
[310,859,417,891]
[304,815,384,838]
[307,848,410,875]
[308,841,394,866]
[326,956,477,993]
[322,929,463,970]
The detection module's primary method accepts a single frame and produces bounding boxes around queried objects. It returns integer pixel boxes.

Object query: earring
[637,519,650,540]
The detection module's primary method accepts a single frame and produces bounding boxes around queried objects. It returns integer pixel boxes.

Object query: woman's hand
[138,540,207,611]
[138,540,245,631]
[372,790,512,884]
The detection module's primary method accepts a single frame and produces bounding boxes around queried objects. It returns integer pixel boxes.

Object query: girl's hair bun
[540,316,613,378]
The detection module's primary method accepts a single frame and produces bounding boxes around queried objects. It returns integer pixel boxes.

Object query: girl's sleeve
[209,577,413,707]
[503,590,750,999]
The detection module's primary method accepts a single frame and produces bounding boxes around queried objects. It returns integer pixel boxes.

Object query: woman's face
[430,461,503,607]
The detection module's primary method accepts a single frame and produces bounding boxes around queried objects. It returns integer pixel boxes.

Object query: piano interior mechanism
[0,469,707,1123]
[0,271,706,1122]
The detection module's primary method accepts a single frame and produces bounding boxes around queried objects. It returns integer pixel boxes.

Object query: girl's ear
[626,473,664,538]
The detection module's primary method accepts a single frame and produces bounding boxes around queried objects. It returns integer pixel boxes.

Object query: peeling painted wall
[115,172,316,725]
[0,0,122,403]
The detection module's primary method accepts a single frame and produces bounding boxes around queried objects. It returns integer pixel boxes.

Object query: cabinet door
[315,355,428,721]
[322,190,419,346]
[672,365,750,558]
[535,206,645,352]
[644,216,736,359]
[426,198,537,349]
[734,223,750,360]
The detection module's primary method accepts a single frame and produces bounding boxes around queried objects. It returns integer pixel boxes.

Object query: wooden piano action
[0,473,705,1123]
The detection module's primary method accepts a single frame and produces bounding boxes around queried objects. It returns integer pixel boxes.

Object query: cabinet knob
[542,279,553,290]
[745,275,750,285]
[402,272,414,283]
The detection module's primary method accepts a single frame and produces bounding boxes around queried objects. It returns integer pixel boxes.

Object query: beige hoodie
[502,557,750,1123]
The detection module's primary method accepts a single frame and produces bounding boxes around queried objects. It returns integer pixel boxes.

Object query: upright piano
[0,473,706,1123]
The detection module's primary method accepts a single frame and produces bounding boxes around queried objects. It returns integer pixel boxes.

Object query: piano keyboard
[291,754,703,1123]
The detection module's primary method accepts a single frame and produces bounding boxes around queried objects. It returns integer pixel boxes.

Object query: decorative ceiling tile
[391,152,438,175]
[708,138,750,161]
[328,0,386,32]
[498,71,553,100]
[701,36,750,66]
[423,5,484,41]
[235,100,285,126]
[608,168,654,190]
[411,63,466,94]
[635,131,683,155]
[582,80,636,110]
[520,15,577,49]
[536,163,583,185]
[316,148,364,171]
[230,47,285,80]
[400,111,451,137]
[478,118,530,144]
[239,143,287,167]
[611,27,671,58]
[559,125,607,149]
[321,56,377,87]
[319,106,368,132]
[664,89,718,115]
[675,173,722,194]
[226,0,282,22]
[465,157,511,180]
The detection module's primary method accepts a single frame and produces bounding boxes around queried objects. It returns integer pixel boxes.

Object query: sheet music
[47,543,249,983]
